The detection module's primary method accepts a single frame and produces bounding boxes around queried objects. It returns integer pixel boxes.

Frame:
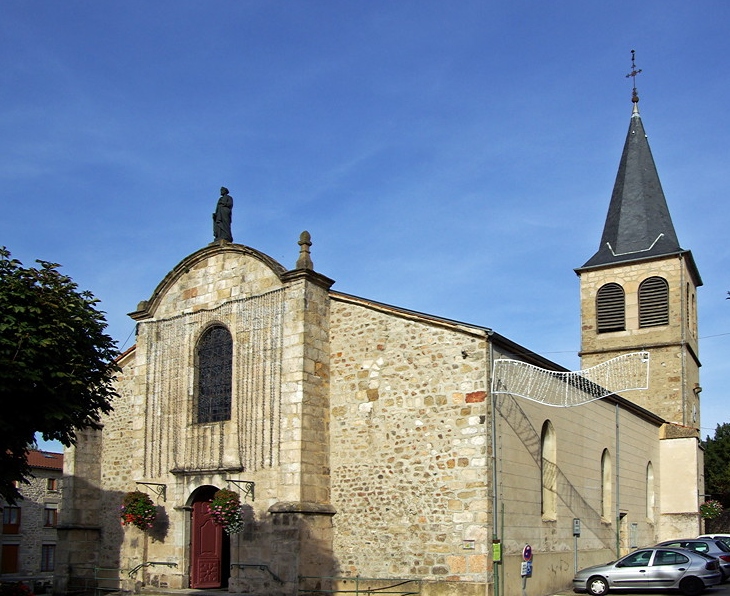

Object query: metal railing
[128,562,177,578]
[298,576,421,596]
[68,562,177,596]
[67,566,126,596]
[231,563,284,584]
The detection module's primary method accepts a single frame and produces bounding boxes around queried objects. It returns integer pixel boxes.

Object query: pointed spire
[580,55,683,269]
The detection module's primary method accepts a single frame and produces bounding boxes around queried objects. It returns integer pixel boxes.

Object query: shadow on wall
[232,502,341,596]
[56,474,341,596]
[148,505,169,543]
[496,393,615,551]
[55,476,127,595]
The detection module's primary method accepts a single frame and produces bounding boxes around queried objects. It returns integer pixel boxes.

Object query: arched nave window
[639,276,669,328]
[601,448,612,522]
[646,462,655,522]
[541,420,557,520]
[196,325,233,423]
[596,283,626,333]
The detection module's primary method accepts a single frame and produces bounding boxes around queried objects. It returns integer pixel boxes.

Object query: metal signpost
[521,544,532,596]
[573,519,581,573]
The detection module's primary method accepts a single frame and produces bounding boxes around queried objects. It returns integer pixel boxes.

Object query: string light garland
[140,288,285,477]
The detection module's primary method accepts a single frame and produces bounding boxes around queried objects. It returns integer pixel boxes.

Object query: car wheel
[587,576,609,596]
[679,577,705,596]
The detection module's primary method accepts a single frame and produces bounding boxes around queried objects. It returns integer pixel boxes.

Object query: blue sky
[2,1,728,451]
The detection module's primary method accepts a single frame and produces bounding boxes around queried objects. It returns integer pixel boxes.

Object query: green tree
[703,423,730,507]
[0,248,118,503]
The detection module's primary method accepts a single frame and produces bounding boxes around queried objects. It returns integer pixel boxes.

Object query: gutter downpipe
[680,255,687,426]
[488,331,500,596]
[615,402,621,558]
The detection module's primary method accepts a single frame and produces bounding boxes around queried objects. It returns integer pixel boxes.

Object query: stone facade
[58,243,337,596]
[57,227,704,596]
[576,248,703,545]
[1,451,63,593]
[578,254,701,428]
[329,294,491,583]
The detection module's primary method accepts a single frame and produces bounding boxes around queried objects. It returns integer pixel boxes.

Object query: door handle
[678,568,686,571]
[639,570,646,573]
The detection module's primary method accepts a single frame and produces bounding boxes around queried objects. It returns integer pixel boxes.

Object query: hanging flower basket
[209,489,244,534]
[700,500,723,520]
[121,491,157,530]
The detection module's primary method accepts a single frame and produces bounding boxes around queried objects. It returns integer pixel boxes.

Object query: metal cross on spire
[625,49,642,104]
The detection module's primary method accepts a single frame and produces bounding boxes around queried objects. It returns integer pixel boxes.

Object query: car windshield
[716,540,730,552]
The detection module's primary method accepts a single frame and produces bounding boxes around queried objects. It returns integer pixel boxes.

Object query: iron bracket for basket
[225,479,255,502]
[135,482,167,501]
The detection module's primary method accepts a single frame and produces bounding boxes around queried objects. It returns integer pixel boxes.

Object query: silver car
[657,538,730,580]
[572,547,722,596]
[699,533,730,548]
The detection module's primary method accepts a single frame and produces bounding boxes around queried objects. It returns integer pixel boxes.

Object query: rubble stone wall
[329,295,491,583]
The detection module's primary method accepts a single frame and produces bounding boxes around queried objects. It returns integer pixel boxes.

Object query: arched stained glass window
[196,325,232,423]
[541,420,557,520]
[601,449,612,522]
[646,462,655,522]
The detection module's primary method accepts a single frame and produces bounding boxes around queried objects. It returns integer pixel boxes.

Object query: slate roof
[580,104,688,270]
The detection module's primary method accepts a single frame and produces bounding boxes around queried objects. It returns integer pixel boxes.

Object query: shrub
[700,499,723,520]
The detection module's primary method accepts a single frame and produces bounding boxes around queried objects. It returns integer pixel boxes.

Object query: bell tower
[575,57,702,427]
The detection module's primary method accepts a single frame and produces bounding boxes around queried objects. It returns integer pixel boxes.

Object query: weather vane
[625,49,642,103]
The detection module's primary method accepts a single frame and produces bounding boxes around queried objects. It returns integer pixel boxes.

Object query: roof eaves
[329,290,492,338]
[575,249,703,286]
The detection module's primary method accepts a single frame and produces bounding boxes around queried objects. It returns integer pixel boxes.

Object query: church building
[56,91,704,596]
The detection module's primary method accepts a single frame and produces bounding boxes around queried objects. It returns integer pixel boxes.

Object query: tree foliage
[703,423,730,508]
[0,248,119,503]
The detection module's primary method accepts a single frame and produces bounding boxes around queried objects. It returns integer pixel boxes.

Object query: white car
[699,534,730,547]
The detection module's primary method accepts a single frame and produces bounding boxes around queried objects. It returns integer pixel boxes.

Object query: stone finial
[296,231,313,270]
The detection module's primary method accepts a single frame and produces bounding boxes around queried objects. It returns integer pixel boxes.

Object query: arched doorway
[189,486,230,589]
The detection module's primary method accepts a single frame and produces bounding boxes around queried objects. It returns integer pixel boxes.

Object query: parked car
[572,547,722,596]
[699,534,730,548]
[656,538,730,580]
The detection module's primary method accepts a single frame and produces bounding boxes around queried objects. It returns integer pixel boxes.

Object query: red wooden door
[1,544,19,574]
[191,501,222,588]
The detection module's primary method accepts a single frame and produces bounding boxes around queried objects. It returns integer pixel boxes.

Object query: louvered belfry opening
[197,325,233,423]
[639,276,669,328]
[596,283,625,333]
